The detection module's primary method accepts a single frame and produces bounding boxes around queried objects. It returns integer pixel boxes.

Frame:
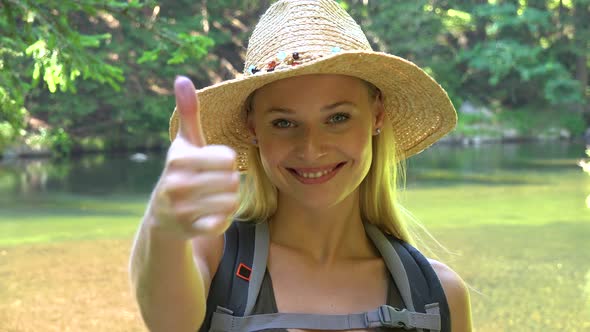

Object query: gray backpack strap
[210,304,441,331]
[243,220,270,316]
[364,223,445,332]
[207,221,446,332]
[364,223,416,311]
[204,220,269,331]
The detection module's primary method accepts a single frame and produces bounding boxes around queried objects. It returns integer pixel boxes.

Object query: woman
[130,1,472,331]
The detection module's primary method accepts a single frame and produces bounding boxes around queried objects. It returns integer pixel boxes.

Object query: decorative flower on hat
[247,48,343,75]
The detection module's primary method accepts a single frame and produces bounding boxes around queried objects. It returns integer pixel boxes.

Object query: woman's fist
[147,76,239,239]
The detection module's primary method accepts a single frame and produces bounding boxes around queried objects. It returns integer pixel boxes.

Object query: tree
[0,0,213,153]
[2,0,588,154]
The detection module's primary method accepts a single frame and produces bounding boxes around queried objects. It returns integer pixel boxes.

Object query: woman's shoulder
[427,258,473,332]
[427,258,467,295]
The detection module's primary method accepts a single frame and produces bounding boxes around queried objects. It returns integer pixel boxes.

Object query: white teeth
[297,168,332,178]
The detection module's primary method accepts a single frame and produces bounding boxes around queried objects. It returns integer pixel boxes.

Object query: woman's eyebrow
[321,101,355,111]
[265,101,356,114]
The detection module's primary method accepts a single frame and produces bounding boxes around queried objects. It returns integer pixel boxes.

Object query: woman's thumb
[174,76,206,147]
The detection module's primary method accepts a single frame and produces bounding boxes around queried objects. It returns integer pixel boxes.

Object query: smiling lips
[287,162,346,184]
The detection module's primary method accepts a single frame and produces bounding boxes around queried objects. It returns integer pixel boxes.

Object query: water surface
[1,142,588,331]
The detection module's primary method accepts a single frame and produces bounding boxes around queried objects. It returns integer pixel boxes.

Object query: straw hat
[169,0,457,171]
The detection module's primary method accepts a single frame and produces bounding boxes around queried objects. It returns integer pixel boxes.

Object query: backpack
[200,220,451,331]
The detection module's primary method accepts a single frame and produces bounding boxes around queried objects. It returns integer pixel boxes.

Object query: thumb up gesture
[147,76,239,239]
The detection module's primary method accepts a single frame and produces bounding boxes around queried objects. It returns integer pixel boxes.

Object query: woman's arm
[429,259,473,332]
[129,213,224,332]
[129,77,238,332]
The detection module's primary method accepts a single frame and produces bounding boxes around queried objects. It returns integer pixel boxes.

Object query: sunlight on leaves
[337,1,349,11]
[547,0,573,10]
[442,9,472,32]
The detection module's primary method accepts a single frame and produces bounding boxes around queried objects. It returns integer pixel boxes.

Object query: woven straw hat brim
[170,50,457,171]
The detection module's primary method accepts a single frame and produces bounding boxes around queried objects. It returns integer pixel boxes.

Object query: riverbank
[2,127,588,160]
[2,102,589,160]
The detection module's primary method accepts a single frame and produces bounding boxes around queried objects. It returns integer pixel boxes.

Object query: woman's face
[249,74,384,209]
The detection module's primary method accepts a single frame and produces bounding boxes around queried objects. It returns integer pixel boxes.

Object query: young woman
[130,1,472,331]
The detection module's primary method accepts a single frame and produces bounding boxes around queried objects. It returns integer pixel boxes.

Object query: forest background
[1,0,589,158]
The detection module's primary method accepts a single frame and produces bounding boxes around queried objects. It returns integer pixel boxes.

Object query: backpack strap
[400,242,451,332]
[364,223,416,311]
[201,221,254,330]
[205,220,449,332]
[364,222,451,332]
[244,221,270,315]
[200,221,239,332]
[210,304,440,331]
[202,220,269,331]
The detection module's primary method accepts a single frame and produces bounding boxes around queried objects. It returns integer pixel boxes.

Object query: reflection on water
[0,153,164,197]
[409,141,584,172]
[402,141,587,188]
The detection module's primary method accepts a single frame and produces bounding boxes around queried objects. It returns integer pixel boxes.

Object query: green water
[0,153,162,246]
[403,142,588,227]
[1,142,589,330]
[0,142,587,245]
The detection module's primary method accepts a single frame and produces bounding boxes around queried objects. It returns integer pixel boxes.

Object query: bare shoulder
[428,258,473,332]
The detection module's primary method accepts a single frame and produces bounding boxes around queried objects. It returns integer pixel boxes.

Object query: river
[0,142,588,331]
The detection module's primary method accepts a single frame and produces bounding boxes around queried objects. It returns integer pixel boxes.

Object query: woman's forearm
[129,215,207,332]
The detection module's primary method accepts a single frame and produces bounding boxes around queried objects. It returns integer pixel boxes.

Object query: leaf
[137,48,161,64]
[79,34,111,48]
[32,63,41,81]
[25,40,46,57]
[166,52,188,65]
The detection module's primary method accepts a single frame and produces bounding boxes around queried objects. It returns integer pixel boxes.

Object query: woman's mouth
[287,162,346,184]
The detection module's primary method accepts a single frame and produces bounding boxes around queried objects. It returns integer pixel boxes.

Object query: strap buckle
[378,305,411,330]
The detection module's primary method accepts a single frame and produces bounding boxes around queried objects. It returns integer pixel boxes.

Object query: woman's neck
[269,190,377,266]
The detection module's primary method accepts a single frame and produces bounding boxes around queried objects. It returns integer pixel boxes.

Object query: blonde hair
[234,83,416,245]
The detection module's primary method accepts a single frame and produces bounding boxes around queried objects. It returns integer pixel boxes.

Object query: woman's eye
[272,119,294,128]
[329,112,350,124]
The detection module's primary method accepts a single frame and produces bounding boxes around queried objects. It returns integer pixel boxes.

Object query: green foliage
[0,0,216,155]
[441,8,473,38]
[0,121,17,152]
[365,0,444,60]
[1,0,589,155]
[460,40,541,85]
[456,1,585,108]
[557,111,587,136]
[473,3,552,35]
[49,128,73,158]
[497,107,586,136]
[544,76,585,105]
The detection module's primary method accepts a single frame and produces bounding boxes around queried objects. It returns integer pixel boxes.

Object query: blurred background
[1,0,589,331]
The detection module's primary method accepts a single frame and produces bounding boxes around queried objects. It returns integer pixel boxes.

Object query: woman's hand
[146,76,240,240]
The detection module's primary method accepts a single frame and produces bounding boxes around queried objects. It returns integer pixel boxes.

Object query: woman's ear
[247,114,257,137]
[246,94,257,137]
[372,90,385,129]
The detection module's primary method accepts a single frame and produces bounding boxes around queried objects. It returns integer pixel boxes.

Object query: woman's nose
[297,127,327,161]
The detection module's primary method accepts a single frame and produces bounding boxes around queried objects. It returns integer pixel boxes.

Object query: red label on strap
[236,263,252,281]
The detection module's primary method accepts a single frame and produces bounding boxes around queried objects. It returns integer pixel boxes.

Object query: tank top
[251,269,408,331]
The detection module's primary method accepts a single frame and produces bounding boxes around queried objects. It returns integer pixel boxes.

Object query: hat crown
[244,0,372,75]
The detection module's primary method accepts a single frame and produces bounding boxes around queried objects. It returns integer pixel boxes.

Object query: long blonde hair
[234,82,415,245]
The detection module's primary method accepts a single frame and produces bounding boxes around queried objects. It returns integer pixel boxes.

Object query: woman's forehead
[253,74,369,106]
